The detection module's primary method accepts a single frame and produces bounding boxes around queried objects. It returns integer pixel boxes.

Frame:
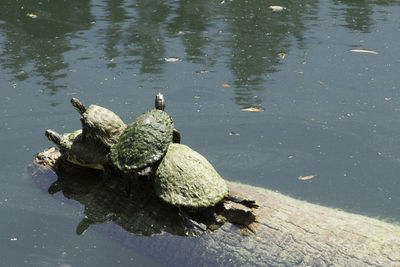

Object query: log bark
[32,148,400,267]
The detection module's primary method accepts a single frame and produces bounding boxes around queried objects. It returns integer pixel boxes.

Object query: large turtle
[110,93,180,175]
[45,98,126,170]
[152,143,258,233]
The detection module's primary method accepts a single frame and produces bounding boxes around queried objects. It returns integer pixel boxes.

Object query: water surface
[1,0,400,266]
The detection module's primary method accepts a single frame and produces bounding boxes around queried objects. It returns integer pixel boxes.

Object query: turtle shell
[67,133,109,170]
[153,143,229,208]
[110,109,174,172]
[82,104,126,147]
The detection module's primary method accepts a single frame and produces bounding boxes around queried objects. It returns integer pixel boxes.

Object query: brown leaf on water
[222,83,231,87]
[349,49,378,55]
[268,6,285,11]
[240,107,264,112]
[298,174,317,181]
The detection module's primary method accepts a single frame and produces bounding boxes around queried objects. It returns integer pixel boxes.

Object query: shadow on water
[0,0,93,94]
[30,149,257,238]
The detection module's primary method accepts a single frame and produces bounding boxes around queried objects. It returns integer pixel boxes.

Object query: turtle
[151,143,258,234]
[45,98,126,170]
[110,93,180,175]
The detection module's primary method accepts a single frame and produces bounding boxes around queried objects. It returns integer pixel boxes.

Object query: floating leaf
[240,107,264,112]
[26,13,38,18]
[164,57,181,62]
[268,6,285,12]
[349,49,378,55]
[222,83,231,87]
[196,70,209,74]
[298,174,317,181]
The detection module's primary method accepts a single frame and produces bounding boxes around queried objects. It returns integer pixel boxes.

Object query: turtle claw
[45,129,62,147]
[70,98,87,115]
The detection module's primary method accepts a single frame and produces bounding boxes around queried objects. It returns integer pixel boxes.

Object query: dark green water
[1,0,399,266]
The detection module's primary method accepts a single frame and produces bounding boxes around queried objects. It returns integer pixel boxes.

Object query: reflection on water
[0,0,93,93]
[0,0,398,105]
[225,0,319,107]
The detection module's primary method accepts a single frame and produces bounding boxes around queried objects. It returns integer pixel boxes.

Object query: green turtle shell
[67,133,109,170]
[110,109,174,172]
[153,143,229,208]
[81,104,126,147]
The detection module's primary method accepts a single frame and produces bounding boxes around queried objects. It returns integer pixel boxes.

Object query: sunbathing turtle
[152,143,258,233]
[45,98,126,170]
[110,93,180,175]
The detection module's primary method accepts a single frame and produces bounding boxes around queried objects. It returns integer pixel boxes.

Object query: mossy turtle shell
[110,109,174,172]
[68,133,109,170]
[82,105,126,147]
[153,143,229,208]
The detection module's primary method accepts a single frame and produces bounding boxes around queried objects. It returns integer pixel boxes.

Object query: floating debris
[164,57,181,62]
[240,107,264,112]
[298,174,317,181]
[385,97,392,101]
[26,13,38,19]
[279,52,286,59]
[349,49,378,55]
[288,155,294,159]
[268,6,286,12]
[196,70,209,74]
[229,132,240,136]
[222,83,231,87]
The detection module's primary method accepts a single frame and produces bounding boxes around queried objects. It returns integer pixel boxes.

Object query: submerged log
[32,148,400,266]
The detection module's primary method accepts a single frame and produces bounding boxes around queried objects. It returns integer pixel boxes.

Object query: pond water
[1,0,400,266]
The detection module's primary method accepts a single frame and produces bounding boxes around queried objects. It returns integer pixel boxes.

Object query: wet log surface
[31,148,400,267]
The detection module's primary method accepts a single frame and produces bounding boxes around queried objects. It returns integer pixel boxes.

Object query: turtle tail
[70,98,87,115]
[226,193,259,209]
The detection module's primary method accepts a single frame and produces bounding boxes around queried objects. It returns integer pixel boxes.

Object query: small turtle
[152,143,258,233]
[45,129,82,151]
[110,93,180,175]
[45,98,126,170]
[70,98,126,147]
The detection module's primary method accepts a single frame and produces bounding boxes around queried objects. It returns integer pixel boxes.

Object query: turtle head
[45,129,62,147]
[71,98,87,115]
[155,93,166,111]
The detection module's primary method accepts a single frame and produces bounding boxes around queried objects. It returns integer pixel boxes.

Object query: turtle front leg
[180,210,207,237]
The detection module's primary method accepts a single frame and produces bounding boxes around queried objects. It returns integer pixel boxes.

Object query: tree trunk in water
[33,148,400,266]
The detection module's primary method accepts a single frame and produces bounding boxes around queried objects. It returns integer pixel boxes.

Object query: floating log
[32,148,400,266]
